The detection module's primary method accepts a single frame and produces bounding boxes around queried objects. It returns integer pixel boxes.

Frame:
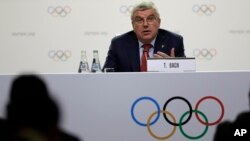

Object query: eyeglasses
[133,16,157,25]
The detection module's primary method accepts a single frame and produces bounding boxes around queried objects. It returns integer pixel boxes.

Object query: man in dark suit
[103,1,186,72]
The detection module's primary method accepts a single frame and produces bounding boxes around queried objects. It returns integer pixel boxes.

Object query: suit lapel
[154,30,171,55]
[125,33,140,71]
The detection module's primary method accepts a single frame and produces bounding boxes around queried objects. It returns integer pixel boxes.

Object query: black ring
[163,96,193,126]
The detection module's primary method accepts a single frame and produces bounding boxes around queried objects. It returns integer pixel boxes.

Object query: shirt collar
[138,37,156,48]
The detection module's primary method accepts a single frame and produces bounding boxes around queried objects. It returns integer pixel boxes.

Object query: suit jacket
[103,29,186,72]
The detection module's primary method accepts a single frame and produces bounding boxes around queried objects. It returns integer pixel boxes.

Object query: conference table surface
[0,71,249,141]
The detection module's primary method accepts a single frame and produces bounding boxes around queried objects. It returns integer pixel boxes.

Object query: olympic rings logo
[48,50,72,61]
[192,4,216,16]
[47,6,71,17]
[193,48,217,60]
[120,5,134,16]
[131,96,224,140]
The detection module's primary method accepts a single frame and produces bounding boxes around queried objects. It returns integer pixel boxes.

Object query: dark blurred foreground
[0,74,81,141]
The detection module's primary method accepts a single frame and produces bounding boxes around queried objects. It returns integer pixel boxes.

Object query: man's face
[132,9,161,44]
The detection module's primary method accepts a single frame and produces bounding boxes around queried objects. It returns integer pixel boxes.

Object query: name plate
[147,57,196,72]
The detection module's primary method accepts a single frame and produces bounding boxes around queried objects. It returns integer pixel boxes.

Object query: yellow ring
[147,110,177,140]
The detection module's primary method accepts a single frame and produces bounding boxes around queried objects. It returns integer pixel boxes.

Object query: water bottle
[78,50,90,73]
[91,50,101,73]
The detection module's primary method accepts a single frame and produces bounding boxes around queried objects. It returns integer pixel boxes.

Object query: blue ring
[131,97,160,126]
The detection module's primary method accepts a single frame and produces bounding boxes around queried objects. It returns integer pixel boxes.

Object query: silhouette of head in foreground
[4,74,80,141]
[213,88,250,141]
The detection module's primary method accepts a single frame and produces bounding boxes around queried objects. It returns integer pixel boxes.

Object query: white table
[0,71,249,141]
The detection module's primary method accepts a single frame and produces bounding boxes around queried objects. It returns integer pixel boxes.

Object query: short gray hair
[131,1,160,21]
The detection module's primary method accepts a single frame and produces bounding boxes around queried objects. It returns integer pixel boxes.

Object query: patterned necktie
[141,44,152,72]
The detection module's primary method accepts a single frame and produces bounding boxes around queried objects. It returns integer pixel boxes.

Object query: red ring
[195,96,224,126]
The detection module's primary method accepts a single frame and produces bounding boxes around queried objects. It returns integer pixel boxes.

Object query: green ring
[179,110,208,140]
